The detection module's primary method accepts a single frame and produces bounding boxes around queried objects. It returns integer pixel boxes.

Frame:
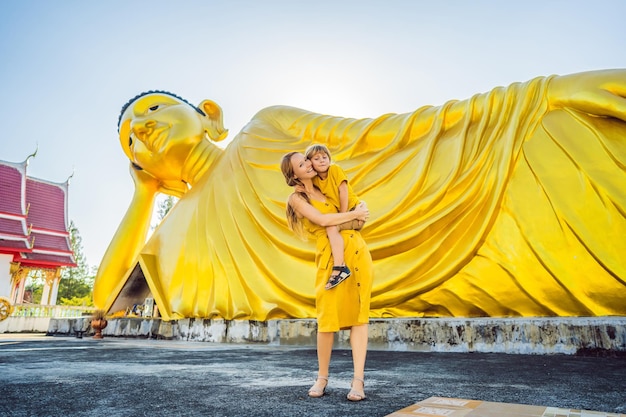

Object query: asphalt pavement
[0,334,624,417]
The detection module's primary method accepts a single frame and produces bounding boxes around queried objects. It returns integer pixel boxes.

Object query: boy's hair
[305,144,332,162]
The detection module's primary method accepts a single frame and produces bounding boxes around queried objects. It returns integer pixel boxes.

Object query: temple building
[0,153,76,320]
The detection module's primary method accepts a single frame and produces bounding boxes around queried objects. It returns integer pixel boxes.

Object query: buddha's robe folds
[126,75,626,320]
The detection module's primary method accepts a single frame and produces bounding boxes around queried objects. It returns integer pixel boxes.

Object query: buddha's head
[117,91,227,190]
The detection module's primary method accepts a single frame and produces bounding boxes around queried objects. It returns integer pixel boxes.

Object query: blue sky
[1,0,625,268]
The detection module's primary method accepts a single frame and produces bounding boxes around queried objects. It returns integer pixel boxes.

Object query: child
[305,144,363,290]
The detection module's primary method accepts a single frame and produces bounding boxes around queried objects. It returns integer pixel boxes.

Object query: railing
[10,304,97,319]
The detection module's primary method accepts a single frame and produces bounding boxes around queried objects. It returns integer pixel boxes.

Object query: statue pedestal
[44,316,626,355]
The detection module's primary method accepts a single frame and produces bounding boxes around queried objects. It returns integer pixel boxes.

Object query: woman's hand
[354,202,370,222]
[337,201,369,231]
[547,69,626,121]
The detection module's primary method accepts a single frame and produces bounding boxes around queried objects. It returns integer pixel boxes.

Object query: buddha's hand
[547,69,626,121]
[129,163,160,195]
[129,163,188,198]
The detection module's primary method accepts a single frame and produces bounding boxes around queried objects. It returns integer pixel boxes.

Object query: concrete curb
[45,316,626,355]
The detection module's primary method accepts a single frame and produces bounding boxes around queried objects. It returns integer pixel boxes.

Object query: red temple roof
[0,156,76,268]
[0,163,26,215]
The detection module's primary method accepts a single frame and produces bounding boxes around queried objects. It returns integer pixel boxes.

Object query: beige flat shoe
[347,377,366,401]
[308,375,328,398]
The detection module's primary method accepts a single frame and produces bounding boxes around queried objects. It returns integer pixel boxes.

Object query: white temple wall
[0,316,50,333]
[49,277,60,305]
[41,283,51,305]
[0,254,12,298]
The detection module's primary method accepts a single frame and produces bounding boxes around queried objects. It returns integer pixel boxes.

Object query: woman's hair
[280,152,310,239]
[304,144,331,162]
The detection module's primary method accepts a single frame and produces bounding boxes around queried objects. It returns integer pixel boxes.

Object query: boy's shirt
[313,164,360,211]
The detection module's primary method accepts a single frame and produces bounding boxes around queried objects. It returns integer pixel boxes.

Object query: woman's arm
[289,194,369,227]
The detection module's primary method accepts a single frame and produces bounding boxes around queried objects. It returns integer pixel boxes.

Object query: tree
[151,195,178,231]
[158,195,177,220]
[57,220,94,305]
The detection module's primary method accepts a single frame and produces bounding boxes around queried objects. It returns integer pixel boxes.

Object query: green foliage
[57,276,92,303]
[25,281,43,304]
[158,195,178,220]
[58,220,95,305]
[58,295,93,307]
[151,195,179,231]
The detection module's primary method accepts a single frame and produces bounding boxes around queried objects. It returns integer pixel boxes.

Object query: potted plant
[90,309,108,339]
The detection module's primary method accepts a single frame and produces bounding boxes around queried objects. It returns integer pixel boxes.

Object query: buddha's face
[118,93,206,182]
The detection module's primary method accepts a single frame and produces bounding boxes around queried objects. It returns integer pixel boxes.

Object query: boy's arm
[338,181,349,213]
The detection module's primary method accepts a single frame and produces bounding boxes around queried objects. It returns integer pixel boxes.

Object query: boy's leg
[327,226,344,267]
[326,226,351,290]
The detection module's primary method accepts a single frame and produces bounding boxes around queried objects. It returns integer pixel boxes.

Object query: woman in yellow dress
[281,151,371,401]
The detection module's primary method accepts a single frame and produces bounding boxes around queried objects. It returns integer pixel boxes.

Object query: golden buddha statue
[94,69,626,320]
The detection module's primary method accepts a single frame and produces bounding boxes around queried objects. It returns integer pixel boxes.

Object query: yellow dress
[302,198,373,332]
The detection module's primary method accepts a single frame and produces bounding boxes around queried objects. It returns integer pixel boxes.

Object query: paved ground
[0,334,624,417]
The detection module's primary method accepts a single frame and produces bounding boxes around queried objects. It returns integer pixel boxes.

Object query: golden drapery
[103,75,626,320]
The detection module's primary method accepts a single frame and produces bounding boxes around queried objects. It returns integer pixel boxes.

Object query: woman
[281,151,372,401]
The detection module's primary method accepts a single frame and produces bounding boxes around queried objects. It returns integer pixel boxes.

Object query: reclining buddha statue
[94,69,626,320]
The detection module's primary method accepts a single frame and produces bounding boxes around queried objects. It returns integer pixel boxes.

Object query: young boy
[305,144,363,290]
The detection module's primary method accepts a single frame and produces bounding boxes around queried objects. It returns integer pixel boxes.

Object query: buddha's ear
[199,99,228,142]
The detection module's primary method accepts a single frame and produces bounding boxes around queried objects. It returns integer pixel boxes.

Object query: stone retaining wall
[0,316,50,333]
[45,316,626,355]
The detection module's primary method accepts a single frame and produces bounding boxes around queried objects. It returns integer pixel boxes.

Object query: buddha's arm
[547,69,626,121]
[93,165,160,307]
[394,69,626,132]
[348,70,626,151]
[268,71,626,154]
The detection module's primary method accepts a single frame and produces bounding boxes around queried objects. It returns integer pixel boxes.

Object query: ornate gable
[0,161,30,252]
[0,157,75,268]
